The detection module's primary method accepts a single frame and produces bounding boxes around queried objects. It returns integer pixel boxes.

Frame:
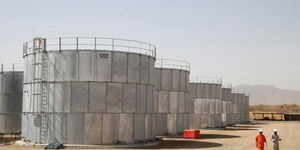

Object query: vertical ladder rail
[32,38,49,143]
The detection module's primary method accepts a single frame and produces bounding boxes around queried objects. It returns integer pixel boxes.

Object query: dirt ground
[1,121,300,150]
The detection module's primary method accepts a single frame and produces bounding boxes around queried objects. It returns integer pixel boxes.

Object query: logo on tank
[100,53,109,59]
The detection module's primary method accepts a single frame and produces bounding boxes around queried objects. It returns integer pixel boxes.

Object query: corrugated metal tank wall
[245,95,249,122]
[0,66,23,134]
[189,79,222,129]
[238,93,245,123]
[241,95,249,123]
[153,59,190,135]
[232,93,238,124]
[221,87,232,127]
[22,37,156,145]
[231,92,245,124]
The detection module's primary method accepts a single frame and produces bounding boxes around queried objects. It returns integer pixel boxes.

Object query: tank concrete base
[16,140,160,149]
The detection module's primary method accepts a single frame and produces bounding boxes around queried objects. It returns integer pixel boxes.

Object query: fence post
[112,39,114,51]
[94,37,97,50]
[59,37,61,52]
[76,37,79,51]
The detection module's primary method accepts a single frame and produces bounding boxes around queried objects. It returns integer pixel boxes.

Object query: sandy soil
[1,121,300,150]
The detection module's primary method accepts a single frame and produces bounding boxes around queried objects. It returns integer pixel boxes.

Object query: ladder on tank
[32,38,49,143]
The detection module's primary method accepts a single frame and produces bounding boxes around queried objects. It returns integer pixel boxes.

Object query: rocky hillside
[234,85,300,105]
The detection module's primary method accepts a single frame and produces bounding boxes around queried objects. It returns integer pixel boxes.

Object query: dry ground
[1,121,300,150]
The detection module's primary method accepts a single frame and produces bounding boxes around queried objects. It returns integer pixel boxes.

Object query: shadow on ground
[249,122,270,125]
[0,135,20,146]
[232,125,260,128]
[127,140,223,149]
[200,133,240,139]
[224,127,257,131]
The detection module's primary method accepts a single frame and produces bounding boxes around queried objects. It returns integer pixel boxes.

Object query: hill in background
[234,85,300,105]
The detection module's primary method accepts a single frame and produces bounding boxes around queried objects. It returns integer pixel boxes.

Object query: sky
[0,0,300,90]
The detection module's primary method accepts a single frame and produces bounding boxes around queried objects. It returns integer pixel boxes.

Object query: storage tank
[221,83,232,127]
[189,77,222,128]
[153,59,190,135]
[0,63,23,134]
[231,92,238,124]
[245,95,250,122]
[238,93,245,123]
[22,37,156,144]
[232,90,245,124]
[241,94,250,123]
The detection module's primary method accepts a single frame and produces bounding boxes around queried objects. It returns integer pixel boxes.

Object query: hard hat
[273,129,278,132]
[258,129,263,133]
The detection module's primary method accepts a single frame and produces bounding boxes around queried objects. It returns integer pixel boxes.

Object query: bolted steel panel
[144,114,152,140]
[158,91,169,113]
[102,114,119,144]
[154,69,161,91]
[123,84,136,113]
[89,82,106,112]
[140,56,149,84]
[169,92,179,113]
[70,82,88,113]
[78,51,94,81]
[189,83,197,100]
[107,83,123,113]
[178,92,185,113]
[152,90,158,113]
[95,51,112,81]
[184,93,190,113]
[194,99,202,113]
[156,114,167,135]
[137,84,147,113]
[112,52,127,83]
[209,99,216,113]
[204,84,212,99]
[161,69,172,91]
[167,114,177,135]
[148,58,155,85]
[180,71,187,92]
[127,54,140,83]
[55,52,78,81]
[177,114,184,133]
[140,55,149,84]
[196,83,205,99]
[119,114,133,144]
[52,82,71,113]
[66,114,84,144]
[84,113,102,144]
[134,114,145,142]
[146,85,153,113]
[171,70,181,91]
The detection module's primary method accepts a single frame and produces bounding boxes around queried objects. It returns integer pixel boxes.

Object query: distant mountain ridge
[234,85,300,105]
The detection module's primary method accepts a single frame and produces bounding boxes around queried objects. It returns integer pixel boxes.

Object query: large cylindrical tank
[241,94,250,123]
[232,93,239,124]
[0,64,23,134]
[22,37,156,145]
[153,59,190,135]
[232,91,245,124]
[221,84,232,127]
[245,95,250,122]
[189,77,222,128]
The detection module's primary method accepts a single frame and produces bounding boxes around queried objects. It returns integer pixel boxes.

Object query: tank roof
[189,76,222,85]
[155,59,190,71]
[23,37,156,58]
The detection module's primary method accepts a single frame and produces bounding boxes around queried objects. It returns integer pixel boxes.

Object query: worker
[271,129,282,150]
[255,129,267,150]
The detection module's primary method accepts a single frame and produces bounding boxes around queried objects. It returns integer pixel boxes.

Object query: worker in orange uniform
[255,129,267,150]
